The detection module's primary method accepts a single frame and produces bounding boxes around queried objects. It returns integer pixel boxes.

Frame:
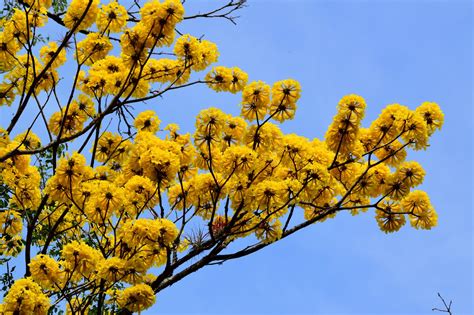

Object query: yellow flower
[96,1,128,33]
[365,164,391,197]
[0,234,24,257]
[29,254,62,289]
[271,79,301,106]
[0,210,22,235]
[244,122,282,152]
[156,218,179,246]
[384,175,410,201]
[4,11,29,43]
[140,147,179,185]
[329,162,364,188]
[77,94,96,118]
[337,94,366,121]
[167,181,195,211]
[221,145,256,174]
[39,42,66,68]
[76,33,113,66]
[195,107,227,135]
[66,298,88,315]
[3,278,50,315]
[117,283,155,312]
[255,218,282,244]
[253,180,287,210]
[416,101,444,136]
[92,132,119,162]
[49,101,87,137]
[0,31,20,71]
[169,60,191,85]
[10,177,42,210]
[394,161,425,188]
[325,95,365,157]
[222,115,247,146]
[228,67,248,93]
[61,241,102,277]
[402,190,438,230]
[85,195,113,223]
[120,25,149,64]
[269,101,296,122]
[97,257,126,283]
[124,72,151,98]
[161,0,185,26]
[118,218,178,248]
[36,68,59,93]
[20,7,49,28]
[402,111,429,150]
[135,110,161,133]
[22,0,52,10]
[375,200,406,233]
[63,0,100,31]
[192,39,219,71]
[91,55,126,74]
[374,139,407,167]
[143,58,172,83]
[13,131,41,150]
[94,181,124,212]
[55,152,87,187]
[370,103,410,142]
[124,175,158,214]
[140,0,184,37]
[205,66,234,92]
[241,81,271,121]
[174,34,202,63]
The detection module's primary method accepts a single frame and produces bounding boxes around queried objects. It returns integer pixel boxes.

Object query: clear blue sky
[1,0,472,314]
[144,1,473,314]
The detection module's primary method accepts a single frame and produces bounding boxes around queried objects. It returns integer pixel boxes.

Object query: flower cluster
[238,79,301,122]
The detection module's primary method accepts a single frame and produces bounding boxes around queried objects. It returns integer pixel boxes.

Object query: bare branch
[183,0,247,25]
[432,293,453,315]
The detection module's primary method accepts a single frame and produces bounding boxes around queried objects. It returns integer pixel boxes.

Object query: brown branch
[153,241,227,293]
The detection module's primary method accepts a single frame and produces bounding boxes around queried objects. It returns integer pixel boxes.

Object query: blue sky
[1,0,472,314]
[144,1,473,314]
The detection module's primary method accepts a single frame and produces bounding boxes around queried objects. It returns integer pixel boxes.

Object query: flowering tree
[0,0,445,313]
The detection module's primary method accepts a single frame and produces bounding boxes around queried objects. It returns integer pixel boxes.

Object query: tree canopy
[0,0,444,313]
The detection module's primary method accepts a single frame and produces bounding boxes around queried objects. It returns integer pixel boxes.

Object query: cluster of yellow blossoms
[0,97,444,312]
[0,0,445,313]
